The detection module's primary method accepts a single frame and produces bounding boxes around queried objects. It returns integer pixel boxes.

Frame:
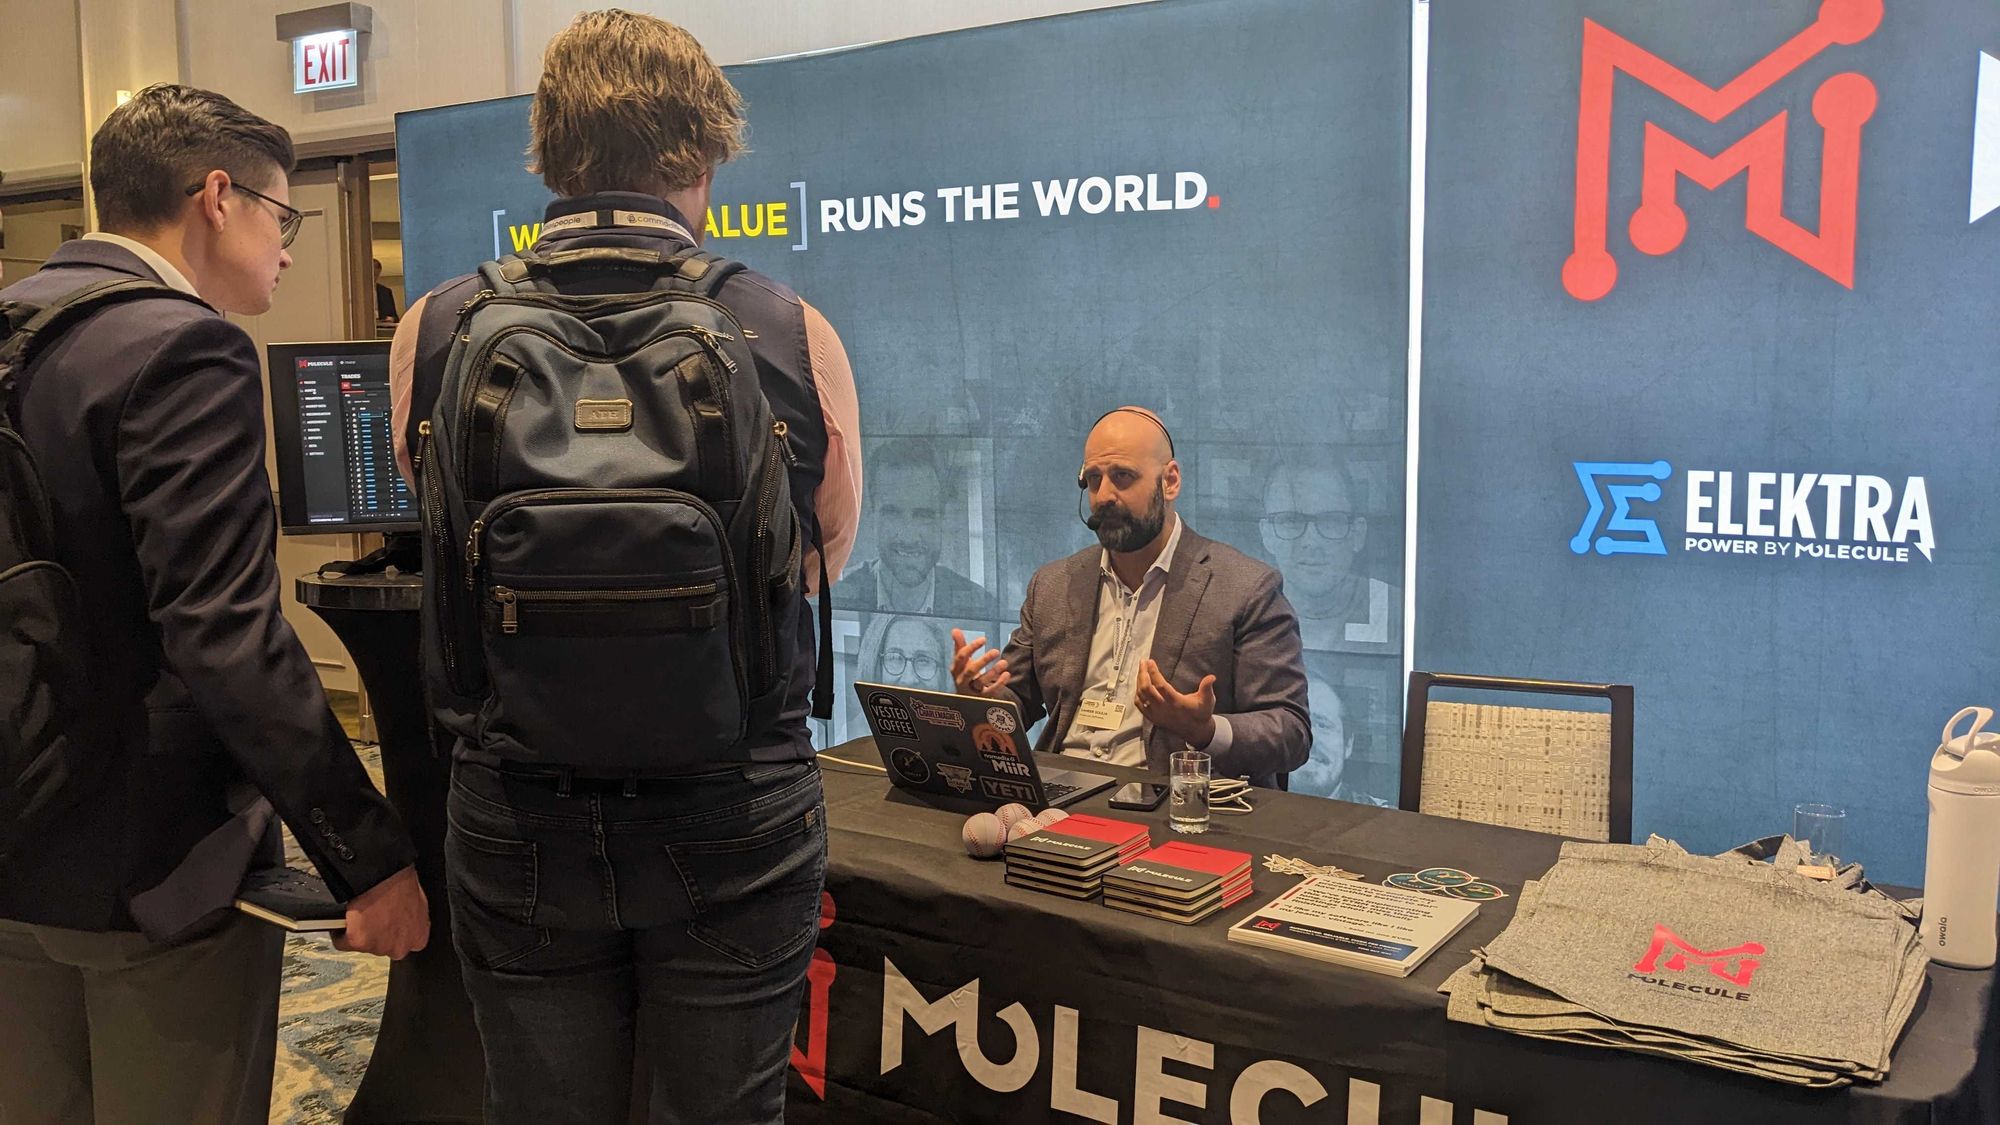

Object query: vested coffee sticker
[867,692,918,739]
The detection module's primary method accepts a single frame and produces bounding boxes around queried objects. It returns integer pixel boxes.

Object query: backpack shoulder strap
[484,244,743,300]
[661,248,745,301]
[0,279,209,420]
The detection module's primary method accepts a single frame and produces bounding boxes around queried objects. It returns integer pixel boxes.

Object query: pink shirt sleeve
[801,299,862,595]
[389,294,428,490]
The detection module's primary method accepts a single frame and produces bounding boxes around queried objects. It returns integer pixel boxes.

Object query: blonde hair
[529,10,746,196]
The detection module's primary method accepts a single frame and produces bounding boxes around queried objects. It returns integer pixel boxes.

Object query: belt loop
[555,768,574,798]
[622,775,639,798]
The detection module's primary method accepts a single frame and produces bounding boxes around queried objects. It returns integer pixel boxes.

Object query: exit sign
[294,29,358,93]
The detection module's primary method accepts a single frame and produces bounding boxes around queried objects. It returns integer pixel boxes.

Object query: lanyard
[538,208,695,243]
[1104,576,1150,697]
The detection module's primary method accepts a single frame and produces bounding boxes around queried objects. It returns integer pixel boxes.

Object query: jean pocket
[444,820,547,970]
[665,803,827,970]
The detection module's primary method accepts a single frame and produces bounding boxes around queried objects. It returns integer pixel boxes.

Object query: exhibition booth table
[795,741,2000,1125]
[286,569,1998,1125]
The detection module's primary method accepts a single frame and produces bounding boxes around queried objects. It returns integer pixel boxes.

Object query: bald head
[1084,406,1173,466]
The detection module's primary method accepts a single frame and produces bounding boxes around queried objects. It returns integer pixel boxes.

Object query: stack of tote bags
[1442,836,1928,1087]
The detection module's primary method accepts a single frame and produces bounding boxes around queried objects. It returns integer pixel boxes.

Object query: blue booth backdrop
[395,0,2000,884]
[398,0,1414,805]
[1419,0,2000,882]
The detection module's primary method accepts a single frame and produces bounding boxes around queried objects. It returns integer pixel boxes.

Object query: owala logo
[1628,922,1765,1002]
[1572,460,1934,564]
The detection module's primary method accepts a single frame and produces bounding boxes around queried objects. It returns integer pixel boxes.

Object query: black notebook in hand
[234,867,347,932]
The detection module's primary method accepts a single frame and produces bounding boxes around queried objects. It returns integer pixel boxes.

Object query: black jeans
[445,757,827,1125]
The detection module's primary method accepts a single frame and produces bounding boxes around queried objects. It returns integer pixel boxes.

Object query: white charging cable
[1208,777,1254,815]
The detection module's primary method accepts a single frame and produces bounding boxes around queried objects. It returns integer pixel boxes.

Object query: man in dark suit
[0,84,427,1125]
[950,407,1311,787]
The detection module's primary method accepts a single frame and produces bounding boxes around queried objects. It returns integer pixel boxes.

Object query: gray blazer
[996,525,1311,786]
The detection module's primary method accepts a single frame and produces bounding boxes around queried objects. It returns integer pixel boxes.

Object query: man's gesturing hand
[950,629,1012,697]
[1134,659,1217,749]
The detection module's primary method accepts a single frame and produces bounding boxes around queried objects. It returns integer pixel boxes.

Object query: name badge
[1075,696,1127,731]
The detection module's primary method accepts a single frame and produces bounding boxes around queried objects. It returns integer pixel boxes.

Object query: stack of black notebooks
[1103,841,1255,924]
[1003,813,1151,900]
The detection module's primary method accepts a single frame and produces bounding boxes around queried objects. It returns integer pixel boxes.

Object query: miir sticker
[971,723,1016,758]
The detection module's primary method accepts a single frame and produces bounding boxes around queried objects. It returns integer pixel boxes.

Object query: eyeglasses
[185,181,303,248]
[1261,511,1356,541]
[881,649,941,681]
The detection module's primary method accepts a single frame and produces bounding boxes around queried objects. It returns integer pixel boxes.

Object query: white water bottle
[1919,706,2000,969]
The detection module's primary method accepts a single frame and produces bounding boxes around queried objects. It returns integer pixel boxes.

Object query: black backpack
[0,279,208,865]
[419,244,829,771]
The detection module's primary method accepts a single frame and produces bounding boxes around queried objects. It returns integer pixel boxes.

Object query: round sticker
[1415,867,1475,888]
[1385,873,1443,894]
[986,706,1018,734]
[1443,881,1505,901]
[887,746,932,784]
[866,692,919,739]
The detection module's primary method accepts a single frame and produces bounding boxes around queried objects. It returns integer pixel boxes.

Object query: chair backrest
[1399,672,1633,843]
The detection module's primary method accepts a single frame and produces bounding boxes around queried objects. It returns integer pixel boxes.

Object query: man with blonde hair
[391,11,860,1123]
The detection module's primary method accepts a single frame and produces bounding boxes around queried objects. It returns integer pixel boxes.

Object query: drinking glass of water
[1171,750,1211,834]
[1793,802,1847,865]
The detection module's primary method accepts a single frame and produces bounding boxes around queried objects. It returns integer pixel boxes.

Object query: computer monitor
[267,340,419,535]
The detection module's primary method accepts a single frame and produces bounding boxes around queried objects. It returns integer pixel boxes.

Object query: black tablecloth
[792,740,2000,1125]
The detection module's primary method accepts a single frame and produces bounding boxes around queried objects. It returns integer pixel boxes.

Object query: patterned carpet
[270,689,389,1124]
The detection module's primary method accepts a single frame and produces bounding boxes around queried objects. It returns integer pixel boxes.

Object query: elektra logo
[1572,460,1934,564]
[1571,461,1673,557]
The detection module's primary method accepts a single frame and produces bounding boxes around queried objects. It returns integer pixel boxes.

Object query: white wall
[179,0,513,149]
[2,0,1155,187]
[0,1,84,184]
[515,0,1156,71]
[0,202,85,288]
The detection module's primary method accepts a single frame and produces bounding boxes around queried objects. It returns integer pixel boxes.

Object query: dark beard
[1088,481,1167,553]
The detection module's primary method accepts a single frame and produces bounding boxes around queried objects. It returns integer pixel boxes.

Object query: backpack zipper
[464,519,484,589]
[489,582,720,636]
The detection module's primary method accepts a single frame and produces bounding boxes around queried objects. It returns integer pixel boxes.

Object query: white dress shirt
[1060,516,1233,766]
[81,233,199,297]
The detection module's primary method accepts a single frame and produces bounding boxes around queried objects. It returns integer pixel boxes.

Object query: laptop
[853,682,1117,808]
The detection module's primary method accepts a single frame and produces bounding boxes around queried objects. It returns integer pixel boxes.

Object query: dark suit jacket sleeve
[995,567,1049,729]
[116,317,415,902]
[1214,568,1313,779]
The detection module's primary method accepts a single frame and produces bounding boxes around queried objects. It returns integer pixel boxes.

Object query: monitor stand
[316,530,423,578]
